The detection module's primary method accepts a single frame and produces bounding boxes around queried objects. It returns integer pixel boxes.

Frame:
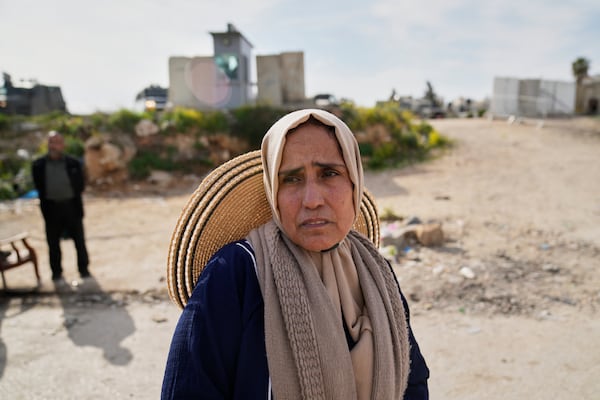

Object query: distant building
[490,77,575,118]
[168,23,308,111]
[169,23,254,110]
[256,51,305,106]
[580,75,600,115]
[0,72,67,115]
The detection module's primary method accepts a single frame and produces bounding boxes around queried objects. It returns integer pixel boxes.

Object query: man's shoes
[52,276,68,290]
[80,271,92,279]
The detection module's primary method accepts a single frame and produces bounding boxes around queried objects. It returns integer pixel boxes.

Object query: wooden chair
[0,232,41,289]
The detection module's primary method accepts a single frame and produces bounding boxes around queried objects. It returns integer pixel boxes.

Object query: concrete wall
[491,77,519,116]
[256,55,283,105]
[168,56,231,110]
[491,77,575,117]
[280,52,305,103]
[256,51,305,106]
[539,80,576,115]
[518,79,540,117]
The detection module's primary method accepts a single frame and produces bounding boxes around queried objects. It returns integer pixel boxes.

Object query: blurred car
[135,85,168,111]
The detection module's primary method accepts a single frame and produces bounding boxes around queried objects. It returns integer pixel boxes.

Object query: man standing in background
[32,131,90,283]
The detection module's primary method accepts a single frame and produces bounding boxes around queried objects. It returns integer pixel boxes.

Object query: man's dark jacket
[32,154,86,218]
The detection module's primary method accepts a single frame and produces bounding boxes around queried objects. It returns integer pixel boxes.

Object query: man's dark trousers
[44,199,89,279]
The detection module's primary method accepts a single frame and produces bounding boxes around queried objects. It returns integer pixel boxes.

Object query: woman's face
[277,123,355,252]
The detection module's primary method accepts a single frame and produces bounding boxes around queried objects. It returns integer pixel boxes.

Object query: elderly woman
[162,109,429,399]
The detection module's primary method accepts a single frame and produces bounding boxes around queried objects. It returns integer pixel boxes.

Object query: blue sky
[1,0,598,114]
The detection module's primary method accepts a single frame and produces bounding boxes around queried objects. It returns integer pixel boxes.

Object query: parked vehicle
[135,85,168,111]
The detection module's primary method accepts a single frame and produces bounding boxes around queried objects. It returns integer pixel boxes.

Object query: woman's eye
[282,175,300,184]
[323,169,340,178]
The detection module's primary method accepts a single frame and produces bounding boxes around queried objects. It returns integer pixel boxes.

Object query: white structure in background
[168,24,309,111]
[490,77,575,118]
[580,75,600,115]
[256,52,305,107]
[169,23,253,110]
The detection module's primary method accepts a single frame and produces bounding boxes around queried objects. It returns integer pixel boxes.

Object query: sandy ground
[0,117,599,399]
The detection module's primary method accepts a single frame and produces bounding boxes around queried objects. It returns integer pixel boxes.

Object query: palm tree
[572,57,590,114]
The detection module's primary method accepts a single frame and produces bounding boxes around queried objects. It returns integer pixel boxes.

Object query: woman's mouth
[300,218,329,228]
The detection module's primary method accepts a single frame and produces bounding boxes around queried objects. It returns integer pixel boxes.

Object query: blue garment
[162,240,429,399]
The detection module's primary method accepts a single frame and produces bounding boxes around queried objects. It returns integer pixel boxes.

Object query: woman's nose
[301,181,325,209]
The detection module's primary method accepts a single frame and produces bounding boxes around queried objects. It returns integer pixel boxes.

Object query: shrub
[200,111,230,134]
[358,142,374,158]
[128,151,177,180]
[64,136,85,158]
[160,108,203,134]
[45,115,89,137]
[90,112,110,131]
[368,142,397,169]
[341,102,445,168]
[0,156,23,176]
[396,131,421,150]
[0,157,33,199]
[0,180,16,200]
[427,130,451,148]
[380,207,403,221]
[230,105,287,149]
[0,113,10,131]
[31,110,69,126]
[108,109,142,134]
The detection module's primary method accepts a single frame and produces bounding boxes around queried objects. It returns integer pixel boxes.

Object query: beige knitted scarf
[247,220,410,400]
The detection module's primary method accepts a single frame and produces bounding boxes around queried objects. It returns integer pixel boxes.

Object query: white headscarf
[260,108,364,229]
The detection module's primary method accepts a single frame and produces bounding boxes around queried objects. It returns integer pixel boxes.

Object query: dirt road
[0,117,599,399]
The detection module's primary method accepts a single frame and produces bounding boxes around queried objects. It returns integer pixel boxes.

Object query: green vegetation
[0,157,30,200]
[342,102,451,169]
[108,109,143,134]
[128,151,177,180]
[229,105,288,149]
[160,108,203,134]
[380,207,403,222]
[0,113,10,131]
[0,103,450,200]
